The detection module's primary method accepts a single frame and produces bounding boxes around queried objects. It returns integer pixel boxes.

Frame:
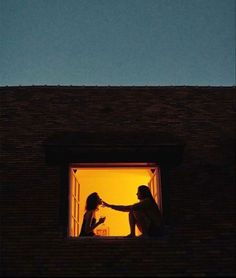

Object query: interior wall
[76,168,152,236]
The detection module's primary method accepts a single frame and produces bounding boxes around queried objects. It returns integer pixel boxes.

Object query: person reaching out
[102,185,162,238]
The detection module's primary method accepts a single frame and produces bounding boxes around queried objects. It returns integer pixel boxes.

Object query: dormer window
[44,131,184,238]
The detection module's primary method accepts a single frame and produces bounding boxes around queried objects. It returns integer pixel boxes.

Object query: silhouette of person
[79,192,106,237]
[102,185,162,238]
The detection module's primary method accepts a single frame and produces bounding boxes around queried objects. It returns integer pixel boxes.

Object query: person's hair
[85,192,100,211]
[138,185,160,209]
[138,185,153,199]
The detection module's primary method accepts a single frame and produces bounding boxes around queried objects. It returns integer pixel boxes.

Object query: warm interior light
[69,164,161,237]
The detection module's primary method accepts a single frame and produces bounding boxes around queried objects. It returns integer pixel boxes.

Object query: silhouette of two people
[79,185,162,238]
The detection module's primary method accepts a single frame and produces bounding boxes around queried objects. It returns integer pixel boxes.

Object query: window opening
[68,163,162,237]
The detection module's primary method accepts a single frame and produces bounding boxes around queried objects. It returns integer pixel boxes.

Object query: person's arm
[103,201,132,212]
[84,211,105,234]
[91,217,105,230]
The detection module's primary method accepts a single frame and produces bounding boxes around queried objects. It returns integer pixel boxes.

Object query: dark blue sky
[1,0,235,86]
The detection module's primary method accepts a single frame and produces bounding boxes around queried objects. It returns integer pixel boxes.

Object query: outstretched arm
[103,201,132,212]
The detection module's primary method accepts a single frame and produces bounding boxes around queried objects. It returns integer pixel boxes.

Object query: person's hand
[98,216,106,224]
[102,201,110,207]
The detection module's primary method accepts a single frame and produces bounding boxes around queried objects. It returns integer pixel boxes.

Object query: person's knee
[129,210,136,223]
[129,210,134,219]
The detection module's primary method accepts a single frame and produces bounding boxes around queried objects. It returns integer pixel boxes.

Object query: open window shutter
[69,169,80,236]
[148,168,162,213]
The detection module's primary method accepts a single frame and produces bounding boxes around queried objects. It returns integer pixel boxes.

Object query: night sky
[0,0,235,86]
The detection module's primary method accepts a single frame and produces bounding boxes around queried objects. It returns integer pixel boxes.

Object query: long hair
[138,185,160,210]
[85,192,100,211]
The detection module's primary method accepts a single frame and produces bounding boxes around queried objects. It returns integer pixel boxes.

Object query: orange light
[69,165,161,237]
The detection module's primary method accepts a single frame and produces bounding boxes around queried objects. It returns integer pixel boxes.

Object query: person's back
[79,210,96,236]
[132,197,162,237]
[139,198,161,225]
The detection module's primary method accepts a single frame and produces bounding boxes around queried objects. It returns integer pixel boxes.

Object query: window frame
[67,162,163,237]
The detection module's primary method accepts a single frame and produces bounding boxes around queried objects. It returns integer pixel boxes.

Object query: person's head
[136,185,153,200]
[85,192,102,211]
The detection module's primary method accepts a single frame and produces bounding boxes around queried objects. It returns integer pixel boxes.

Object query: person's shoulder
[142,198,154,208]
[132,199,148,209]
[84,210,94,218]
[142,198,151,204]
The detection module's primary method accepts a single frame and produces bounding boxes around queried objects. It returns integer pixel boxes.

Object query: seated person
[102,185,162,238]
[79,192,106,237]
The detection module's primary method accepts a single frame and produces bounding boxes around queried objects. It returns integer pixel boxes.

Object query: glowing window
[68,163,162,237]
